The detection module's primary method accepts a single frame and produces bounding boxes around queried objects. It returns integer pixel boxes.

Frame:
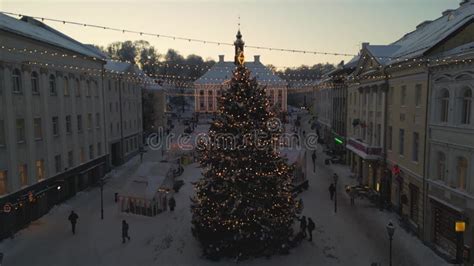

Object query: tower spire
[234,24,245,65]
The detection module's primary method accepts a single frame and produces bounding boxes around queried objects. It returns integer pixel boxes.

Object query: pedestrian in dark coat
[329,183,336,201]
[122,220,130,243]
[68,211,78,235]
[307,218,315,241]
[298,215,307,238]
[169,197,176,211]
[311,151,317,173]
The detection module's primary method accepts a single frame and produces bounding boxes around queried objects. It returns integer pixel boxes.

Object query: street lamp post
[333,173,338,213]
[386,221,395,266]
[455,221,465,263]
[100,178,104,220]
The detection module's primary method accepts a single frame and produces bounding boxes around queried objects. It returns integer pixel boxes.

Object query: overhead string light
[0,11,356,57]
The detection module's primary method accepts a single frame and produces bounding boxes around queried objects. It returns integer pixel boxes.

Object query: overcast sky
[0,0,461,68]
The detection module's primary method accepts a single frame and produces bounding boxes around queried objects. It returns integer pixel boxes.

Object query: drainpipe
[101,67,109,171]
[383,74,389,208]
[118,76,124,164]
[422,64,432,242]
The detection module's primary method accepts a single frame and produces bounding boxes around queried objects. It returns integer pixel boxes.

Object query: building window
[49,74,57,95]
[388,126,392,150]
[19,164,28,187]
[376,124,381,146]
[77,115,83,132]
[87,113,92,130]
[94,81,99,97]
[35,159,45,181]
[415,84,422,107]
[409,185,419,224]
[456,157,468,191]
[89,145,94,160]
[0,120,5,146]
[16,119,25,143]
[64,77,70,96]
[80,148,85,163]
[108,80,112,91]
[399,129,405,156]
[439,89,449,123]
[31,71,39,94]
[96,113,100,128]
[66,115,72,134]
[401,86,407,106]
[34,118,42,140]
[436,151,446,182]
[75,78,81,97]
[199,90,205,109]
[52,116,59,136]
[109,103,112,112]
[97,142,101,156]
[461,88,472,125]
[68,150,73,168]
[0,170,7,195]
[110,123,113,135]
[54,155,62,173]
[12,68,22,93]
[86,80,91,97]
[412,132,419,162]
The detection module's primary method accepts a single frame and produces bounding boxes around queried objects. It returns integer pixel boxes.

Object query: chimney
[442,9,455,16]
[254,55,260,63]
[460,0,470,6]
[218,55,224,62]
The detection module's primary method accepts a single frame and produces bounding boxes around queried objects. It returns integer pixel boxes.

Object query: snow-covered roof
[389,1,474,60]
[194,57,287,86]
[0,14,105,59]
[105,60,133,72]
[366,45,402,65]
[121,176,164,200]
[120,162,174,199]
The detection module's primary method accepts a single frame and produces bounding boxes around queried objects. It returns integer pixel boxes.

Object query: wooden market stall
[118,162,175,216]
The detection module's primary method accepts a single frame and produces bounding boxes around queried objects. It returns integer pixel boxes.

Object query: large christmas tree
[191,31,298,260]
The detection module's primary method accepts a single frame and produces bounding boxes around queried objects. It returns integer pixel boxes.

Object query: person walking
[122,220,130,243]
[350,189,356,206]
[311,151,317,173]
[68,211,78,235]
[307,218,315,242]
[168,197,176,211]
[298,215,307,238]
[329,183,336,201]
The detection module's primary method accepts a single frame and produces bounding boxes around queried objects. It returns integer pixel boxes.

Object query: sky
[0,0,461,68]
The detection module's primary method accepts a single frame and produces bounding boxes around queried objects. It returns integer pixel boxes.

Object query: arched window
[436,151,446,182]
[457,156,468,191]
[461,88,472,124]
[49,74,56,95]
[12,68,21,93]
[438,89,449,122]
[94,81,99,97]
[31,71,39,94]
[86,80,91,97]
[75,78,81,97]
[63,77,69,96]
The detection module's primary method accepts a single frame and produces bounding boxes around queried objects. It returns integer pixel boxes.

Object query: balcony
[346,137,382,160]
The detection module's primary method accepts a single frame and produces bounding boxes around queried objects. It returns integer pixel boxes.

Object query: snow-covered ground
[0,114,449,266]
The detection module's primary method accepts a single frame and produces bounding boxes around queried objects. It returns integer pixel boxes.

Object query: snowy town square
[1,1,474,266]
